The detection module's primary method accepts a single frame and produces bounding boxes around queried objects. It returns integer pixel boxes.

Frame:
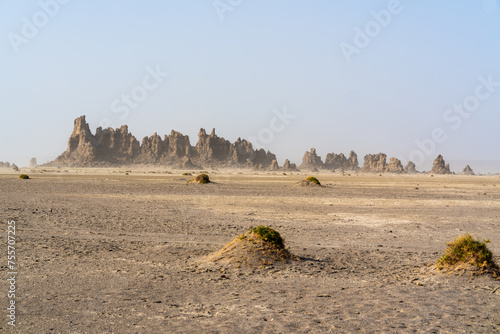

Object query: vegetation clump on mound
[299,176,321,187]
[305,176,320,185]
[436,233,499,277]
[188,173,210,184]
[207,225,297,268]
[19,174,30,179]
[249,226,285,249]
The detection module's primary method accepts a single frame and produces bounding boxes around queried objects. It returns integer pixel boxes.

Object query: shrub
[188,173,210,184]
[305,176,320,185]
[437,233,496,270]
[183,172,192,176]
[19,174,30,179]
[251,226,285,249]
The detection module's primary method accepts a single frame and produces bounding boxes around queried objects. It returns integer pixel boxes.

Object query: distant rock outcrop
[29,158,37,168]
[45,116,481,175]
[269,159,279,171]
[431,155,451,174]
[0,161,18,170]
[324,150,359,171]
[362,153,388,173]
[462,165,475,175]
[361,153,405,173]
[387,157,404,173]
[282,159,298,171]
[48,116,277,169]
[299,148,323,170]
[404,161,417,174]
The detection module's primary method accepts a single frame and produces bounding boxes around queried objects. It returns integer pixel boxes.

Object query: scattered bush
[19,174,30,179]
[188,173,210,184]
[183,172,192,176]
[305,176,321,185]
[250,226,285,250]
[437,233,497,271]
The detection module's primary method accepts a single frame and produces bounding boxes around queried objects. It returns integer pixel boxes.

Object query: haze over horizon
[1,1,499,173]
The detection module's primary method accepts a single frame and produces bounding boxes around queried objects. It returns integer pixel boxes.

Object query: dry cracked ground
[1,169,499,333]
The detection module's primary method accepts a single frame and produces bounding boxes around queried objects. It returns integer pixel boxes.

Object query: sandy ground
[1,168,499,333]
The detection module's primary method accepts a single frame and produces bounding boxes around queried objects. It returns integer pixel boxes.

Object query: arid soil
[1,169,499,333]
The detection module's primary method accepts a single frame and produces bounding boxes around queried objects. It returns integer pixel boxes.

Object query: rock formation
[387,157,404,173]
[48,116,277,169]
[45,116,481,174]
[29,158,37,168]
[11,163,19,171]
[282,159,298,171]
[431,155,451,174]
[348,150,360,171]
[362,153,388,173]
[404,161,417,174]
[196,128,233,165]
[299,148,323,170]
[324,150,359,171]
[269,159,279,171]
[462,165,475,176]
[0,161,11,168]
[361,154,406,173]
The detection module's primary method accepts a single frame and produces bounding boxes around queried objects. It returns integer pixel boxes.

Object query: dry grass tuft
[436,233,499,277]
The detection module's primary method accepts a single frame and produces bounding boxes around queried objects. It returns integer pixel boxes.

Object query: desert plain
[1,169,499,333]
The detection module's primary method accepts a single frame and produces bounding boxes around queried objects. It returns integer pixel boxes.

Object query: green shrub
[437,233,496,270]
[305,176,320,185]
[19,174,29,179]
[251,226,285,249]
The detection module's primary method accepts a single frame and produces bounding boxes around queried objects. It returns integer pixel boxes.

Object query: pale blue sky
[1,1,499,172]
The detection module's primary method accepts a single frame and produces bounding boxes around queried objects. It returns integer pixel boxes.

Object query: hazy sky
[1,1,499,172]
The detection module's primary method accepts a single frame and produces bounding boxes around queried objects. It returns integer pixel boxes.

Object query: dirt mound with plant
[436,233,499,278]
[188,173,210,184]
[298,176,322,187]
[205,226,297,268]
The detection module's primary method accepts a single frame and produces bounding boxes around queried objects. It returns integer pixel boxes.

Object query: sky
[1,0,499,173]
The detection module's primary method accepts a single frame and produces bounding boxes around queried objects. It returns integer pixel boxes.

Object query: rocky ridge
[49,116,277,169]
[324,151,359,171]
[46,116,476,175]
